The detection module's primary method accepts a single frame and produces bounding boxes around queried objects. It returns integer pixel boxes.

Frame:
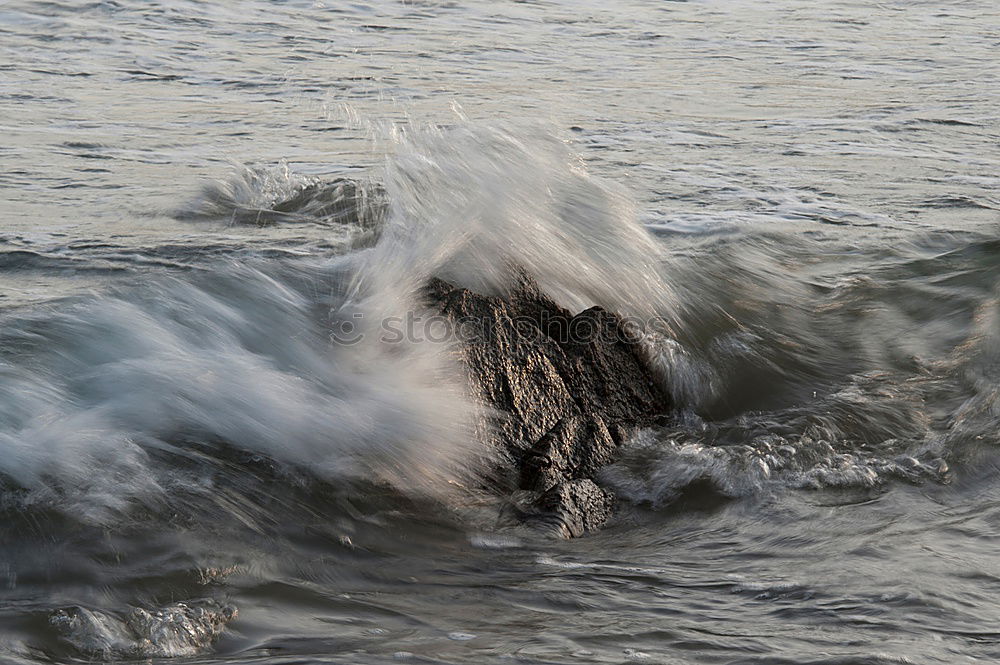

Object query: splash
[0,122,687,525]
[175,161,386,230]
[0,259,479,523]
[50,600,236,659]
[3,121,990,531]
[352,122,679,322]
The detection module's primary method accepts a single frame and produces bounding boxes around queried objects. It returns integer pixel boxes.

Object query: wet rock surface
[425,274,671,535]
[535,479,617,538]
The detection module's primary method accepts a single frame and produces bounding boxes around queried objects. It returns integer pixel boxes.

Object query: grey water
[1,0,999,663]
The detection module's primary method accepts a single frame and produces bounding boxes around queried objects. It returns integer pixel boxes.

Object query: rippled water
[1,1,999,663]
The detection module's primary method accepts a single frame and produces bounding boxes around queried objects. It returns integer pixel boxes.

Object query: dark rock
[184,177,386,228]
[535,479,617,538]
[520,415,616,492]
[272,179,385,228]
[425,272,670,535]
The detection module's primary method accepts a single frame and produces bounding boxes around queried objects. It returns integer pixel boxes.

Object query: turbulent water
[2,0,999,663]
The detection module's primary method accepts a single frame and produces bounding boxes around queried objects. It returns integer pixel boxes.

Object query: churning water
[1,0,999,663]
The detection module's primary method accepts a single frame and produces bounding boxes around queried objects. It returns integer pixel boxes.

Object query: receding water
[1,1,999,663]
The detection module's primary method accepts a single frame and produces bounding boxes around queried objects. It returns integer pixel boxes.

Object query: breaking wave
[3,120,999,662]
[3,123,996,534]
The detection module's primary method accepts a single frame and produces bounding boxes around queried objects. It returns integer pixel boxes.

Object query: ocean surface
[2,0,999,663]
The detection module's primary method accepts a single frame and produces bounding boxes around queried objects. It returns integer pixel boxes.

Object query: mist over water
[1,0,999,663]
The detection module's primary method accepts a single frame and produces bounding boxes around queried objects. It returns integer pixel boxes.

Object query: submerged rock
[180,175,386,229]
[536,479,617,538]
[271,178,386,228]
[50,599,237,659]
[425,273,671,535]
[509,478,618,538]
